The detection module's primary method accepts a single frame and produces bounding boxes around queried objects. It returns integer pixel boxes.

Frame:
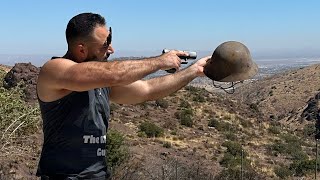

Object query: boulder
[3,63,40,103]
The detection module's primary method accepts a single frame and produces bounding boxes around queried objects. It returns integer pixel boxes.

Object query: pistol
[162,49,197,73]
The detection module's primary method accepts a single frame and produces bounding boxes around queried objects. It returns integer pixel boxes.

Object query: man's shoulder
[40,58,76,74]
[43,57,74,66]
[37,57,75,102]
[37,57,78,90]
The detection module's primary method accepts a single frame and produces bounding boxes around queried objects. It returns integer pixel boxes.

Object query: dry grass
[0,69,41,179]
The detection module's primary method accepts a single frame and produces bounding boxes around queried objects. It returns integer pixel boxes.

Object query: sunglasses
[103,27,112,48]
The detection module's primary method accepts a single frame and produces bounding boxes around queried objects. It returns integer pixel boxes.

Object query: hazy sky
[0,0,319,57]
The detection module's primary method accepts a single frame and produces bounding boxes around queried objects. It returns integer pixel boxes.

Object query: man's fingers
[173,50,189,57]
[175,62,180,69]
[196,56,212,67]
[202,56,211,62]
[204,56,211,62]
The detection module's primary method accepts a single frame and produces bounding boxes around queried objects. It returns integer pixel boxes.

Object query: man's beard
[84,54,109,62]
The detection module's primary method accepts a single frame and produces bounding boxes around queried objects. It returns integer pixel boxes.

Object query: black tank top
[36,85,111,178]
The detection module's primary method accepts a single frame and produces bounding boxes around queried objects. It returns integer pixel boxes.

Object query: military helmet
[204,41,258,82]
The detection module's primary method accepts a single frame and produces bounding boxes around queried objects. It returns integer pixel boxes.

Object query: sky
[0,0,319,59]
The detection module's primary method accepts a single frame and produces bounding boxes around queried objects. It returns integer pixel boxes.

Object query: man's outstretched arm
[110,56,211,104]
[38,50,186,92]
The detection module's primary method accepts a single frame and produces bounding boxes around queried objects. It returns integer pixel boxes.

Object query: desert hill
[233,64,320,130]
[1,62,320,179]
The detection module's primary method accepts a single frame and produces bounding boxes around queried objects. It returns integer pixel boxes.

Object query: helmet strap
[212,81,244,94]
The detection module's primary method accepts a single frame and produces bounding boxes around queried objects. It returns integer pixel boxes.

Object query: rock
[160,151,170,157]
[3,63,40,103]
[301,96,319,121]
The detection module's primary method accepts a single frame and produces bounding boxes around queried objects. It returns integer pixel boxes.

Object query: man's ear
[76,43,88,61]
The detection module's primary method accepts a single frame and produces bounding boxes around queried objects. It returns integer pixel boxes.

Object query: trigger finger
[176,50,188,57]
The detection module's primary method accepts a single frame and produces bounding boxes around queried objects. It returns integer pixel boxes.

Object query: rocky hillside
[233,64,320,130]
[1,62,320,179]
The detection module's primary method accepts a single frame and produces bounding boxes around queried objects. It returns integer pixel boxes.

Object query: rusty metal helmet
[204,41,258,82]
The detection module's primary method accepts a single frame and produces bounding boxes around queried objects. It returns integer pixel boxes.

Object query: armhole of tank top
[37,91,76,105]
[36,80,76,105]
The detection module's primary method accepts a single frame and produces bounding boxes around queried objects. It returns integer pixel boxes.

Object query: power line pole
[316,139,318,180]
[241,149,244,180]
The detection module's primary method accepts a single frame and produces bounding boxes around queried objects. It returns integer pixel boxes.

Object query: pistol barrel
[162,49,197,59]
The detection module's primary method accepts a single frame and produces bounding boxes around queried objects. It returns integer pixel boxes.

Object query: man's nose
[107,44,114,54]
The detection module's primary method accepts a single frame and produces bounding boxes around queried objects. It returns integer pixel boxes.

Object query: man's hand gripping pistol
[162,49,197,73]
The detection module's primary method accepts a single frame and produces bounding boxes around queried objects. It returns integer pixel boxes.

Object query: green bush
[208,118,219,127]
[163,141,171,148]
[138,101,148,109]
[180,115,193,127]
[303,124,316,137]
[0,80,40,140]
[280,134,306,157]
[137,131,147,138]
[224,132,237,141]
[139,121,164,138]
[219,141,250,169]
[290,159,320,177]
[269,141,286,155]
[220,153,241,168]
[179,100,191,109]
[268,125,281,134]
[175,108,194,127]
[185,85,199,93]
[170,130,177,135]
[290,150,308,161]
[219,155,251,169]
[249,103,259,112]
[280,134,301,145]
[222,141,246,157]
[155,99,169,109]
[269,135,308,161]
[208,118,235,132]
[106,130,129,169]
[275,166,293,179]
[193,94,205,102]
[182,108,193,116]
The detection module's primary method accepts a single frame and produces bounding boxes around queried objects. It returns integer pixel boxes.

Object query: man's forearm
[104,57,163,85]
[145,65,198,100]
[80,56,164,87]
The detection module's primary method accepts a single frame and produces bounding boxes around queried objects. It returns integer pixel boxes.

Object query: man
[36,12,211,179]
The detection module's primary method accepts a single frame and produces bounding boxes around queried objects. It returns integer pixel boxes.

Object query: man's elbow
[130,85,152,105]
[143,85,158,102]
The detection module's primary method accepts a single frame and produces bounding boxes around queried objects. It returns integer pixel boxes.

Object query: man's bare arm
[110,56,211,104]
[38,51,186,92]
